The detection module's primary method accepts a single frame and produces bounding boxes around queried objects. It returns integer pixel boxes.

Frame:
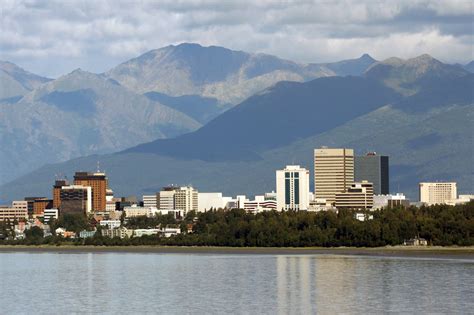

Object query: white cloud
[0,0,472,77]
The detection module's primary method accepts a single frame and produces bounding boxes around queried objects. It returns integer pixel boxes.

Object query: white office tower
[174,186,198,215]
[276,165,310,211]
[419,182,457,205]
[314,147,354,204]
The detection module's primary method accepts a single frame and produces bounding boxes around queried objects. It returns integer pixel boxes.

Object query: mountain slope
[2,71,471,202]
[125,76,400,161]
[0,61,52,100]
[309,54,377,76]
[365,54,469,95]
[464,61,474,73]
[0,69,200,184]
[144,92,231,124]
[105,43,333,104]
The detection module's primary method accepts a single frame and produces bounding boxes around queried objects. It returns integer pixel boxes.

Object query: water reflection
[0,253,472,314]
[276,255,474,314]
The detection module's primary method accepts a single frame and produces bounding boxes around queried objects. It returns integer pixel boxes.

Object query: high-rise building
[73,172,107,211]
[174,187,198,215]
[157,187,177,210]
[143,195,158,208]
[354,152,389,195]
[53,179,68,208]
[314,147,354,204]
[59,185,92,215]
[156,186,198,216]
[276,165,310,211]
[419,182,457,205]
[335,181,374,210]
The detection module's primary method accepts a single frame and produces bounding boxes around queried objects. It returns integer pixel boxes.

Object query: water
[0,252,473,314]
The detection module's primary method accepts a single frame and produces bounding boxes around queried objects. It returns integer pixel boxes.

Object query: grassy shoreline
[0,245,473,259]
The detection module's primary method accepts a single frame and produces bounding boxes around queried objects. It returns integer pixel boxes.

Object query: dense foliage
[1,202,473,247]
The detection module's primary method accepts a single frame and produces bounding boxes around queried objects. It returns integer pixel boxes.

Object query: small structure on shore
[403,237,428,246]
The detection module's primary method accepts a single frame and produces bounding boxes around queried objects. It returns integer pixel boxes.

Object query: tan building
[335,181,374,210]
[0,204,28,221]
[419,182,457,205]
[314,147,354,204]
[74,172,108,211]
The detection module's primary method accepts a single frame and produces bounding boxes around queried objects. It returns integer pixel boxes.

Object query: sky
[1,0,473,78]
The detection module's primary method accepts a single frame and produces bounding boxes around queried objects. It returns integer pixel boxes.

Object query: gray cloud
[1,0,472,77]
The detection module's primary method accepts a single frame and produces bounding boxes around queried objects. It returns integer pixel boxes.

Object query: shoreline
[0,245,473,259]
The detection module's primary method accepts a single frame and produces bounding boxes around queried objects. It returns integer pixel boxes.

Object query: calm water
[0,252,473,314]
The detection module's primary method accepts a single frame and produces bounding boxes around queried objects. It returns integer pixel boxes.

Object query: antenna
[97,161,100,172]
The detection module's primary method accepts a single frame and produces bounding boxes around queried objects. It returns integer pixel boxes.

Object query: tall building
[156,186,198,216]
[354,152,389,195]
[53,179,68,208]
[419,182,457,205]
[174,187,198,215]
[335,181,374,210]
[314,147,354,204]
[74,172,107,211]
[157,187,177,210]
[143,195,158,208]
[59,185,92,215]
[276,165,310,211]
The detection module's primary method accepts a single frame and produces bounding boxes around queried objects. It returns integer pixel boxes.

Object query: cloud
[0,0,472,77]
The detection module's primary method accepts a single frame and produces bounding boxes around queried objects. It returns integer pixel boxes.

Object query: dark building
[59,186,91,215]
[53,179,68,208]
[73,172,107,211]
[354,152,389,195]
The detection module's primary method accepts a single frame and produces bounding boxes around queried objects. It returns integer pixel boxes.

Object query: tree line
[1,202,473,247]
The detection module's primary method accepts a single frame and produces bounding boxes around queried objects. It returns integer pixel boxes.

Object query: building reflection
[276,255,359,314]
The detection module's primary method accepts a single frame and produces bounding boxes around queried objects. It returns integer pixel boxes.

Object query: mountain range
[0,43,379,184]
[0,48,472,201]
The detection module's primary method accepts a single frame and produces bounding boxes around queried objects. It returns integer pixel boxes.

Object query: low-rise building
[160,227,181,238]
[124,205,158,218]
[55,228,76,238]
[355,213,374,221]
[373,193,410,210]
[99,220,121,229]
[335,181,374,210]
[101,227,133,238]
[79,230,96,239]
[133,229,160,237]
[0,204,28,221]
[446,194,474,206]
[43,208,59,223]
[243,195,277,213]
[308,198,336,212]
[404,237,428,246]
